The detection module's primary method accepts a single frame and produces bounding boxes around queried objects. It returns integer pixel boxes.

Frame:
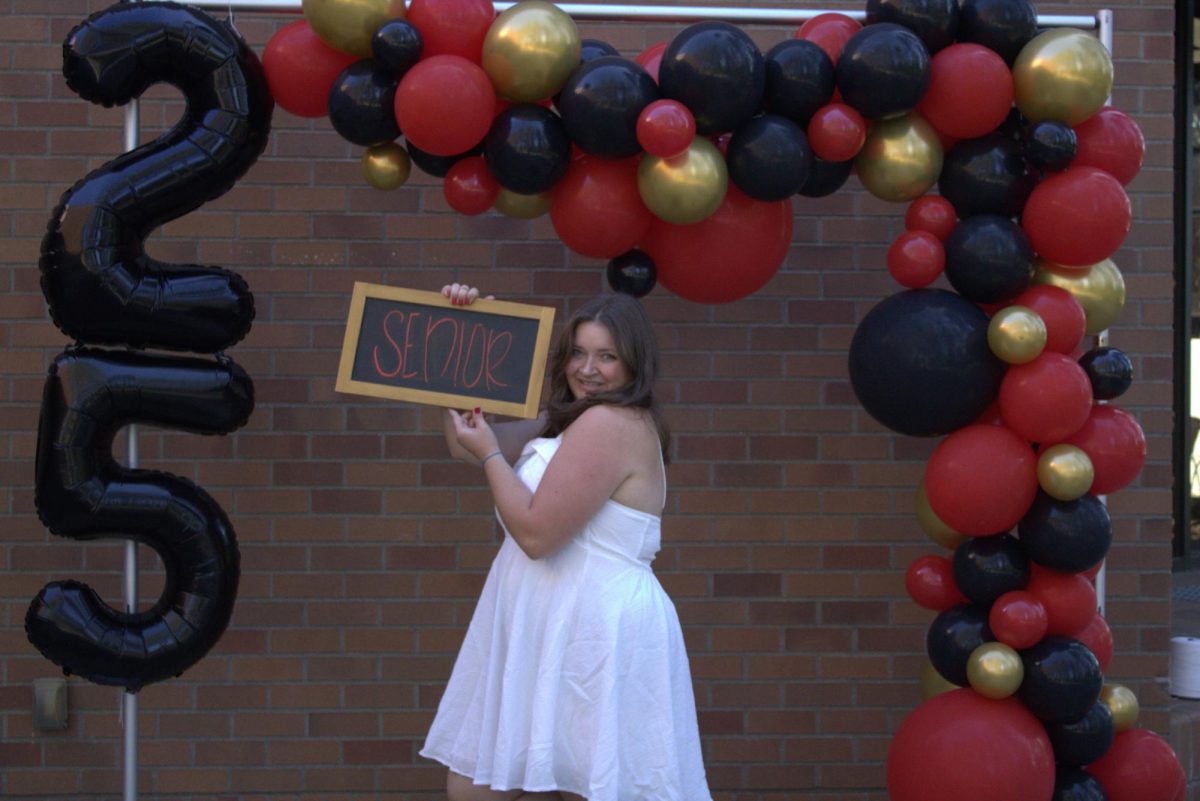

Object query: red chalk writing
[372,309,512,392]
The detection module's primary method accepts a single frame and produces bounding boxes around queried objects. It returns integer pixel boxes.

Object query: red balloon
[1074,612,1113,671]
[395,55,496,156]
[905,195,957,241]
[795,13,862,65]
[1026,565,1096,637]
[917,44,1014,140]
[807,103,867,162]
[989,591,1048,650]
[443,156,498,215]
[407,0,495,62]
[550,156,652,259]
[1021,165,1132,267]
[1087,729,1186,801]
[887,689,1055,801]
[924,424,1038,536]
[906,555,967,611]
[1013,285,1086,355]
[888,230,945,289]
[637,99,696,158]
[635,41,668,83]
[643,185,793,304]
[1073,107,1145,186]
[262,20,357,118]
[1060,404,1146,495]
[998,352,1093,444]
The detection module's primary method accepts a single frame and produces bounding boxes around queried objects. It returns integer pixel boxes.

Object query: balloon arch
[28,0,1183,799]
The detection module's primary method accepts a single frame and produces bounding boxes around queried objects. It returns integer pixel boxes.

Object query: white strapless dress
[421,435,712,801]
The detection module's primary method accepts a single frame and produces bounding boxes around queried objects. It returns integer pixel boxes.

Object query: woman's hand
[441,283,494,306]
[447,407,502,464]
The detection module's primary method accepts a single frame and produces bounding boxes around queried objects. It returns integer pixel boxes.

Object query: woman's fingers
[440,283,486,306]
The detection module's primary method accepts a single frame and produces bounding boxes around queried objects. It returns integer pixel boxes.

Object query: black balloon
[835,23,930,120]
[40,1,270,352]
[328,59,402,147]
[1019,637,1103,724]
[558,56,658,159]
[1019,491,1112,574]
[580,38,620,63]
[952,533,1030,607]
[1052,766,1110,801]
[1025,120,1078,172]
[939,134,1037,219]
[799,157,853,198]
[849,289,1006,437]
[606,249,657,297]
[1079,347,1133,400]
[943,215,1034,304]
[727,115,813,201]
[28,348,252,691]
[927,603,992,686]
[484,105,571,194]
[957,0,1038,66]
[372,19,423,76]
[865,0,960,54]
[406,140,482,178]
[1045,700,1115,767]
[997,106,1029,142]
[659,21,765,135]
[763,39,834,126]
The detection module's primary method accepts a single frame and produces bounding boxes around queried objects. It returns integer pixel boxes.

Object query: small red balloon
[550,156,652,259]
[1060,404,1146,495]
[808,103,867,162]
[1021,165,1132,267]
[395,55,496,156]
[635,41,668,83]
[1073,612,1113,671]
[888,230,945,289]
[1087,729,1186,801]
[1013,285,1087,355]
[905,195,957,241]
[989,591,1048,650]
[998,352,1093,444]
[795,13,862,65]
[407,0,495,62]
[917,44,1013,140]
[636,99,696,158]
[443,156,498,215]
[924,424,1038,536]
[906,555,967,611]
[1073,107,1145,186]
[262,20,357,118]
[1026,565,1096,637]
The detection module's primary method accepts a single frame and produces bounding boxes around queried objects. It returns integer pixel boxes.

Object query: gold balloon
[494,188,551,219]
[854,114,943,203]
[987,306,1047,365]
[1037,444,1095,501]
[637,138,728,225]
[362,143,411,191]
[920,660,959,700]
[1031,258,1126,335]
[302,0,405,58]
[1013,29,1113,126]
[966,642,1024,699]
[915,481,967,550]
[1100,683,1139,732]
[482,0,581,102]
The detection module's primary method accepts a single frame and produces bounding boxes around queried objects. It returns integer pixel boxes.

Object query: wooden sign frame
[335,282,556,419]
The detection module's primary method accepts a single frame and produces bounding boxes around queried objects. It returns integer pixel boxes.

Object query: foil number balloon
[28,1,272,692]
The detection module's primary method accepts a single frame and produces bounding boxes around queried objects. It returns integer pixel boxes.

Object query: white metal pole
[1095,8,1113,617]
[122,100,140,801]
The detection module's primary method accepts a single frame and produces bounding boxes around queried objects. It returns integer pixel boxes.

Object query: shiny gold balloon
[303,0,405,58]
[494,188,551,219]
[987,306,1047,365]
[362,143,411,191]
[920,660,959,700]
[482,0,581,102]
[1037,444,1095,501]
[915,481,967,550]
[854,114,943,203]
[637,137,728,225]
[1031,258,1126,335]
[966,642,1024,699]
[1013,29,1113,126]
[1100,683,1139,732]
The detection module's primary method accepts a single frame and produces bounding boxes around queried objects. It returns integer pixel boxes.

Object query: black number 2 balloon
[28,2,273,691]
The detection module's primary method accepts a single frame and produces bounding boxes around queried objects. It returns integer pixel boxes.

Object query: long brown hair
[540,293,670,462]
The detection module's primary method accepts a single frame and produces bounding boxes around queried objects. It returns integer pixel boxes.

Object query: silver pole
[122,98,140,801]
[1094,8,1113,618]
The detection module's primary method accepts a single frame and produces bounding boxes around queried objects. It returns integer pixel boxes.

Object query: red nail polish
[474,407,481,415]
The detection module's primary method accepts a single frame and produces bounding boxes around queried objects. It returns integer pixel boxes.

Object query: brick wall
[0,0,1179,798]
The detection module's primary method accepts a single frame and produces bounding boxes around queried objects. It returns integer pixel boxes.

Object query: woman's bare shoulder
[565,405,657,451]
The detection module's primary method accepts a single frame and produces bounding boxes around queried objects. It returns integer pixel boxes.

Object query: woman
[420,284,712,801]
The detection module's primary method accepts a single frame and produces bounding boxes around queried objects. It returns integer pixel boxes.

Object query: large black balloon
[1019,491,1112,574]
[939,134,1037,219]
[40,1,271,352]
[865,0,960,54]
[927,603,992,686]
[835,23,930,120]
[1079,347,1133,400]
[1025,120,1078,172]
[727,115,813,201]
[659,21,765,135]
[1019,637,1103,724]
[763,39,834,126]
[607,249,657,297]
[1045,700,1115,767]
[1052,766,1110,801]
[958,0,1038,66]
[406,141,482,178]
[581,38,620,63]
[484,105,571,194]
[799,157,853,198]
[328,59,402,147]
[558,56,658,159]
[372,19,423,76]
[849,289,1006,437]
[952,533,1030,607]
[943,215,1034,304]
[28,349,251,691]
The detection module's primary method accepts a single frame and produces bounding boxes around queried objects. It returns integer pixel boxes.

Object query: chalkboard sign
[336,283,555,419]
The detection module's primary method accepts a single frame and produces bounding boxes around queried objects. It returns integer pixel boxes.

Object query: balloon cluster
[29,2,270,691]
